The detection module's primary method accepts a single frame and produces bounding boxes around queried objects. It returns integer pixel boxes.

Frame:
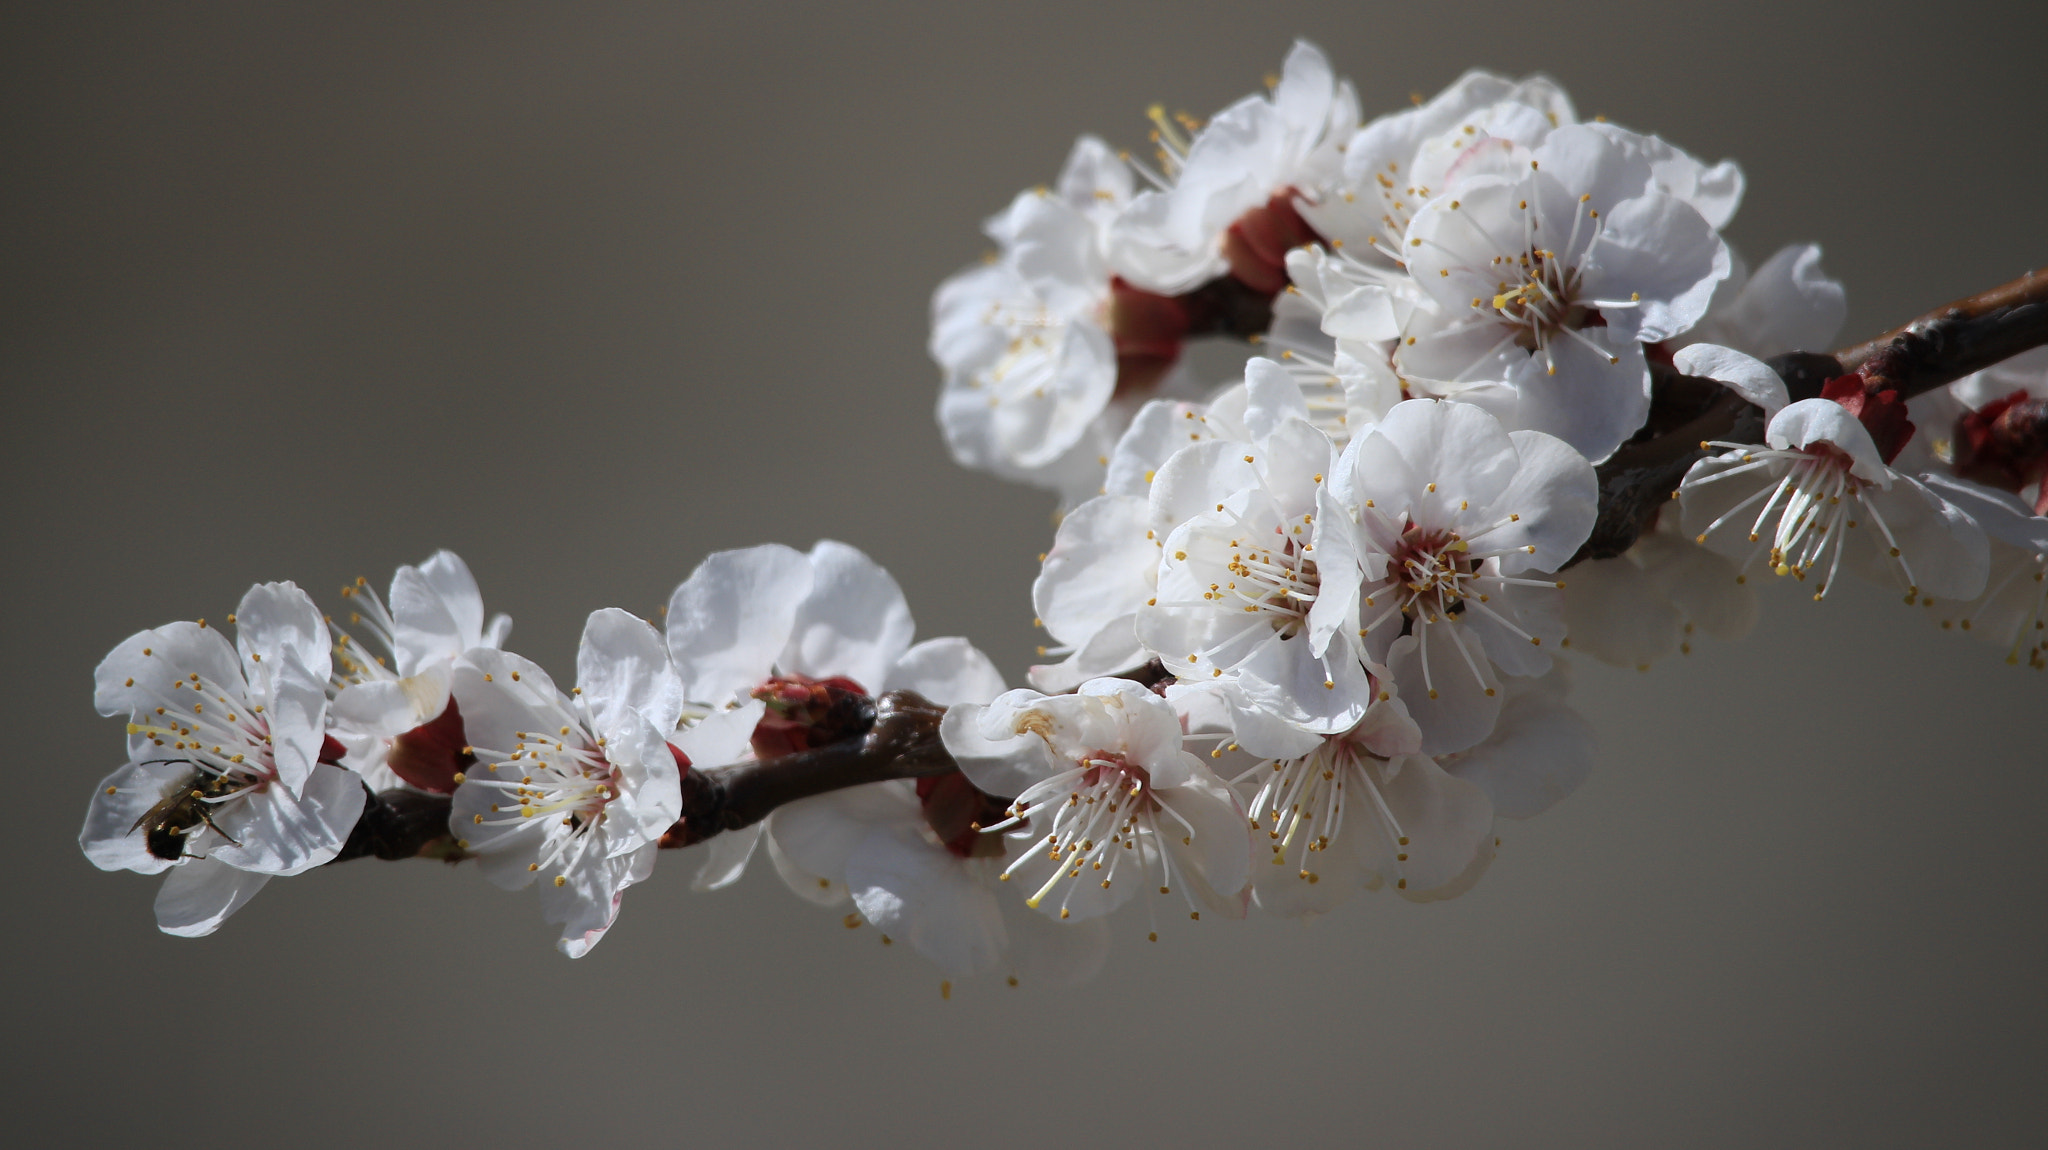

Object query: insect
[129,761,244,862]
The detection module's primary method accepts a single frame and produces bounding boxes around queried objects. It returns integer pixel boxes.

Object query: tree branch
[659,690,954,849]
[1567,266,2048,566]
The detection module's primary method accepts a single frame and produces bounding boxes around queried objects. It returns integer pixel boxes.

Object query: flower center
[989,753,1202,919]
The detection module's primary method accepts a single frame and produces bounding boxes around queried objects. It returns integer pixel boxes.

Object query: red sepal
[1822,374,1916,464]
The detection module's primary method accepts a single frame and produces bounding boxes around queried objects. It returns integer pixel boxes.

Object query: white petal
[80,759,188,875]
[1442,678,1595,819]
[578,607,685,738]
[1386,628,1502,756]
[884,636,1007,706]
[666,543,814,703]
[208,762,365,876]
[783,541,916,693]
[691,823,760,891]
[153,858,270,938]
[1674,343,1789,418]
[847,828,1008,979]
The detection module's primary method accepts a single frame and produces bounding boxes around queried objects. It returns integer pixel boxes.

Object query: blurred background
[4,2,2044,1145]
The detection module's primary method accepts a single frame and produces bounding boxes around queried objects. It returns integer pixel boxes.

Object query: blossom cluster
[80,42,2044,989]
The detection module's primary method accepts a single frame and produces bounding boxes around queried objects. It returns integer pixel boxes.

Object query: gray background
[4,2,2044,1145]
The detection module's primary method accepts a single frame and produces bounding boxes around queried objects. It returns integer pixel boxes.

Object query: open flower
[1395,124,1731,460]
[942,678,1251,924]
[1106,40,1356,295]
[1681,387,1990,605]
[1914,472,2048,666]
[82,582,365,936]
[326,550,511,792]
[449,609,685,957]
[1317,399,1596,753]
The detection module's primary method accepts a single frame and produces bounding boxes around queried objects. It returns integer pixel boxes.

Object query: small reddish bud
[1221,189,1322,297]
[1822,373,1916,464]
[383,699,475,794]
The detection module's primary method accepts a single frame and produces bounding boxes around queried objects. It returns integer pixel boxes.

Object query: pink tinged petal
[783,541,915,692]
[1580,192,1729,342]
[542,841,657,958]
[1768,399,1889,481]
[80,759,191,875]
[153,858,270,938]
[95,622,241,719]
[692,823,761,891]
[208,762,366,876]
[1490,429,1599,573]
[1370,754,1495,893]
[941,694,1059,800]
[666,543,814,704]
[1674,343,1789,418]
[1033,495,1156,647]
[1442,686,1595,820]
[578,607,685,738]
[1560,556,1682,668]
[884,637,1007,707]
[846,828,1008,979]
[1386,628,1502,756]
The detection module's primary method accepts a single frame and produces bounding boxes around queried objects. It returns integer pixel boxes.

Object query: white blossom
[1107,40,1356,294]
[82,583,364,936]
[943,678,1251,924]
[1681,395,1990,604]
[448,609,685,957]
[1316,399,1596,753]
[326,550,511,792]
[1394,124,1732,460]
